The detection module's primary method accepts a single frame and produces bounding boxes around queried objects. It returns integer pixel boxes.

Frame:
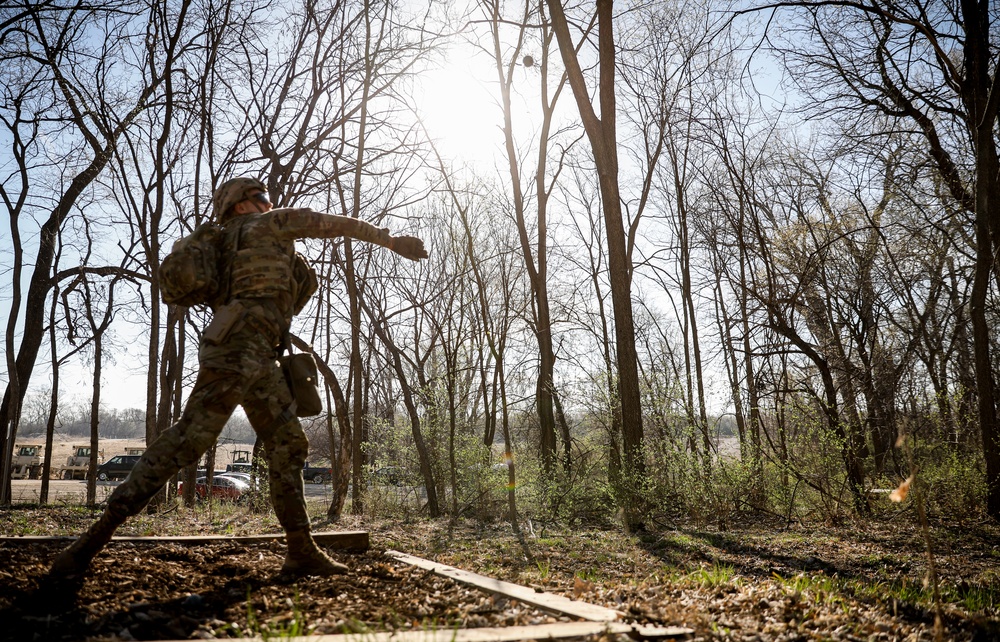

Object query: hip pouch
[203,302,245,345]
[280,353,323,417]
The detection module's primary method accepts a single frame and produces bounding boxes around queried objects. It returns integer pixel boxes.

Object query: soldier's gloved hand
[389,235,428,261]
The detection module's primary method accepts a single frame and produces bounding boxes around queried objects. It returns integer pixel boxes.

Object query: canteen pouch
[280,353,323,417]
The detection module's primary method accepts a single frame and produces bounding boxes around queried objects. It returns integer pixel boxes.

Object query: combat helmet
[213,177,267,222]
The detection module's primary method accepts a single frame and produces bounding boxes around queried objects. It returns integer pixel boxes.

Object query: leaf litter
[0,509,997,641]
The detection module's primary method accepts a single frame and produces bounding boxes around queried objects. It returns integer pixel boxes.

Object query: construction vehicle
[226,449,253,474]
[61,445,99,480]
[11,444,43,480]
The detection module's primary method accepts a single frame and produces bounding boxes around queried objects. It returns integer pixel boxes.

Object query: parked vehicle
[302,463,333,484]
[95,454,142,481]
[217,471,261,489]
[61,445,99,480]
[178,475,250,501]
[227,449,253,474]
[10,444,43,480]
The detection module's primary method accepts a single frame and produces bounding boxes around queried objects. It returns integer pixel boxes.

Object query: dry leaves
[0,511,998,641]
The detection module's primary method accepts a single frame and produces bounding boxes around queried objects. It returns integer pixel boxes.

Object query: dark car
[95,454,141,481]
[302,463,333,484]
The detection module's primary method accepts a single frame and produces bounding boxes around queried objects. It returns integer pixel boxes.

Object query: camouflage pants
[103,318,312,533]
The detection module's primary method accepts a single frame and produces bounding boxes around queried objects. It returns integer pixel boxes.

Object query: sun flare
[414,57,502,167]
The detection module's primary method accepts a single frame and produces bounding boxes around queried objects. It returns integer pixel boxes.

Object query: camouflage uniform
[50,178,420,579]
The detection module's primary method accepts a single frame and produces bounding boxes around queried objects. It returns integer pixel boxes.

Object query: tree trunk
[326,373,352,520]
[546,0,644,525]
[88,331,102,508]
[962,0,1000,519]
[346,241,366,516]
[40,289,61,503]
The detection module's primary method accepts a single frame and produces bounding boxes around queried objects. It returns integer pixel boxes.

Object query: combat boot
[48,511,123,579]
[281,530,348,576]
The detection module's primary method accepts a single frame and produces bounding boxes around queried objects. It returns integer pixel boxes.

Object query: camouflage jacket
[215,208,391,341]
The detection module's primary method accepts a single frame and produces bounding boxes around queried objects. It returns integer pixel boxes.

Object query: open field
[9,477,336,505]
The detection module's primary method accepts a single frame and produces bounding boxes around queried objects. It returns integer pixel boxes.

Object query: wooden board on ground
[387,549,621,622]
[154,621,690,642]
[386,551,692,638]
[388,550,623,621]
[0,530,369,552]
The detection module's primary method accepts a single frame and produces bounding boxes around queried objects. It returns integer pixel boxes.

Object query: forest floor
[0,504,997,641]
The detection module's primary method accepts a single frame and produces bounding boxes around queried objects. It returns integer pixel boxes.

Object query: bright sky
[410,26,554,175]
[416,56,505,168]
[2,2,742,417]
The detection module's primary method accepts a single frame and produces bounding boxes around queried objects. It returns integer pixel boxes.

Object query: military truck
[61,445,98,480]
[225,449,253,474]
[10,444,43,480]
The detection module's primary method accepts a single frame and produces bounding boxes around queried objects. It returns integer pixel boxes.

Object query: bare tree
[545,0,645,524]
[473,0,579,476]
[67,273,121,507]
[760,0,1000,517]
[0,1,185,504]
[361,284,442,517]
[431,155,530,525]
[560,164,623,488]
[618,0,731,469]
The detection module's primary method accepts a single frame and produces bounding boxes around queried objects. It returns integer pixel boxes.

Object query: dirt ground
[1,509,998,641]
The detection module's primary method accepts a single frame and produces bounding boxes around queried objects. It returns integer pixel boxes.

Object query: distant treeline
[16,396,255,443]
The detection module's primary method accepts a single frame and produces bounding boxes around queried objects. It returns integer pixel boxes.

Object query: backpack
[158,223,224,307]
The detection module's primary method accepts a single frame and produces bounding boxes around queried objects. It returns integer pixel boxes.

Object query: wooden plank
[313,531,369,551]
[386,550,623,623]
[154,621,690,642]
[0,530,369,551]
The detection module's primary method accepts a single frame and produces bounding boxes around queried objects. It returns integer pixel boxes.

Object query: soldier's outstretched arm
[268,208,427,260]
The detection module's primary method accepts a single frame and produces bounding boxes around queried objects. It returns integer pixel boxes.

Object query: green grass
[682,562,738,589]
[946,583,999,613]
[575,567,603,582]
[245,590,311,640]
[771,572,856,616]
[771,571,1000,616]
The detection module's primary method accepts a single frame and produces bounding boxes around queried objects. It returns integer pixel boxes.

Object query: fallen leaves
[0,512,997,641]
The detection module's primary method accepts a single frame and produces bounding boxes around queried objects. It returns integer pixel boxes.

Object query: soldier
[49,177,427,579]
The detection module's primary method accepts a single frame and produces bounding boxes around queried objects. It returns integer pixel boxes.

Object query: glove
[390,235,428,261]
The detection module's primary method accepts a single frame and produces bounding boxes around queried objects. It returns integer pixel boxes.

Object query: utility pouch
[203,303,244,345]
[280,353,323,417]
[290,253,318,315]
